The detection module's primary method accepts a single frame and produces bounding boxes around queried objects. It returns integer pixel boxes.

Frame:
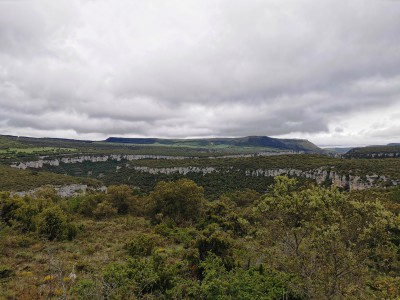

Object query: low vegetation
[0,165,101,192]
[0,177,399,299]
[1,134,400,299]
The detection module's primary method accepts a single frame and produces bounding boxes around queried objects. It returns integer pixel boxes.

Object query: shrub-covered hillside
[0,178,399,299]
[0,165,101,192]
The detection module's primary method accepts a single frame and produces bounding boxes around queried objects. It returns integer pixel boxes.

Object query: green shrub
[70,279,100,300]
[195,224,234,269]
[199,255,292,300]
[125,233,158,256]
[150,179,205,225]
[66,223,78,240]
[93,201,118,219]
[67,195,86,213]
[34,186,60,202]
[35,206,69,240]
[13,200,40,232]
[205,198,249,236]
[107,185,132,214]
[78,194,105,217]
[0,195,23,225]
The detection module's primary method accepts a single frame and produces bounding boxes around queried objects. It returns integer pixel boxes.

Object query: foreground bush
[36,206,76,241]
[150,179,205,225]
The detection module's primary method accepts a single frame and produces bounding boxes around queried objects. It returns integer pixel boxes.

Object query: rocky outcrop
[242,167,398,190]
[10,154,189,169]
[9,154,398,191]
[132,166,217,175]
[12,184,107,198]
[131,165,398,190]
[10,152,300,170]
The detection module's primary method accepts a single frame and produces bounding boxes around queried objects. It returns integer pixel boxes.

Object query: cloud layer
[1,0,400,145]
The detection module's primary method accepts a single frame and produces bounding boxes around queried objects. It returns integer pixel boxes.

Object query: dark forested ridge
[0,134,400,299]
[105,135,323,153]
[346,144,400,158]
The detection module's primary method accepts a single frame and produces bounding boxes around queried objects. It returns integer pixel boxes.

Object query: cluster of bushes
[0,165,100,192]
[1,177,399,299]
[0,188,77,241]
[81,253,293,300]
[67,177,399,299]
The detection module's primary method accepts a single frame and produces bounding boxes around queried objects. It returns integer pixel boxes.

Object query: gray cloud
[0,0,400,145]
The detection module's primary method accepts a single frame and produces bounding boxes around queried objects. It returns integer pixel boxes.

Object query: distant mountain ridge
[0,134,323,154]
[105,136,323,153]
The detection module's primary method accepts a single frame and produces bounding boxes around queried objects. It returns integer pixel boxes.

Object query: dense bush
[36,206,74,240]
[150,179,205,225]
[0,175,399,299]
[257,176,400,299]
[125,233,159,257]
[93,201,118,219]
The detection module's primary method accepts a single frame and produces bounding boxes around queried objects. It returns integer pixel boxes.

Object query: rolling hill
[345,144,400,158]
[104,135,323,153]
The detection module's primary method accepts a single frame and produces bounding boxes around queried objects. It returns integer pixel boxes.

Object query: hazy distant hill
[105,136,323,153]
[323,147,354,154]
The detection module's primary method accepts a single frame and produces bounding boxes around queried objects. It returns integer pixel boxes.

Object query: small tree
[93,201,118,219]
[150,179,204,225]
[36,206,69,241]
[256,176,399,299]
[107,185,133,214]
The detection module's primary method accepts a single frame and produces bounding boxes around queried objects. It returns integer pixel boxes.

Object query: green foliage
[150,179,205,224]
[67,195,87,213]
[0,195,55,233]
[103,256,176,298]
[228,188,260,207]
[0,172,399,299]
[257,176,400,299]
[78,194,104,217]
[70,279,101,300]
[0,194,24,226]
[166,277,201,299]
[199,254,294,300]
[0,135,28,150]
[205,197,249,236]
[346,145,400,158]
[34,186,60,202]
[195,223,235,270]
[93,201,118,219]
[12,198,41,232]
[35,206,73,241]
[0,165,100,192]
[125,233,159,257]
[107,185,133,214]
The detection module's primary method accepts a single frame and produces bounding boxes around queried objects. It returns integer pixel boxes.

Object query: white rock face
[11,154,189,169]
[9,153,399,190]
[10,152,301,170]
[132,166,216,175]
[129,165,399,190]
[12,184,107,198]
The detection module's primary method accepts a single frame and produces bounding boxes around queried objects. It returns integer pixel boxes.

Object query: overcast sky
[1,0,400,146]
